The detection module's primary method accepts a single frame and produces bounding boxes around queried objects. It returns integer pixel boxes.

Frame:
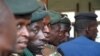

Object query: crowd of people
[0,0,100,56]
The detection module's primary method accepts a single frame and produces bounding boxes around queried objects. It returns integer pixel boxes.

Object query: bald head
[0,0,17,52]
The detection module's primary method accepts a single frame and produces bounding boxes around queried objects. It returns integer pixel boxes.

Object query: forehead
[16,19,30,25]
[60,24,67,30]
[51,23,60,30]
[30,22,39,28]
[43,16,50,23]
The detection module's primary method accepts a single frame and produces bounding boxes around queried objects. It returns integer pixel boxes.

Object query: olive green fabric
[48,10,61,24]
[21,48,34,56]
[60,17,71,26]
[5,0,40,14]
[31,10,48,23]
[37,0,46,10]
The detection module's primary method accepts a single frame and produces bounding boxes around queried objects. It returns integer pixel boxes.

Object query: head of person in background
[59,14,71,43]
[0,0,17,55]
[28,10,50,54]
[45,10,62,46]
[74,12,98,41]
[5,0,40,54]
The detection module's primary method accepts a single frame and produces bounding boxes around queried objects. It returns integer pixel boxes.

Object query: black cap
[75,12,97,21]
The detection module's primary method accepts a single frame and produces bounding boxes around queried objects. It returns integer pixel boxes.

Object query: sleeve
[57,48,64,56]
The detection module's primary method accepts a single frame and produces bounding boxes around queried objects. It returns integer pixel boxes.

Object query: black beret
[75,12,98,21]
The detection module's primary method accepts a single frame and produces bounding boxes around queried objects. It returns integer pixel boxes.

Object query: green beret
[31,10,48,23]
[48,10,61,24]
[5,0,40,14]
[60,17,71,25]
[37,0,46,10]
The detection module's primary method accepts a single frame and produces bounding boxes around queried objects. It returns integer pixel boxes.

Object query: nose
[43,25,50,33]
[20,26,29,37]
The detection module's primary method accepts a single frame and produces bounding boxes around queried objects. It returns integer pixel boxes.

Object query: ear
[85,27,90,34]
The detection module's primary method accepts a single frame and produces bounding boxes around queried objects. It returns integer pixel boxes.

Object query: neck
[85,35,95,41]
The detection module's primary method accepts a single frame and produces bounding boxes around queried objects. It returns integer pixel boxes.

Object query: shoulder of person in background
[41,44,62,56]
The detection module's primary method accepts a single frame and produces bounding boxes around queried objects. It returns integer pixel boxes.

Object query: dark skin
[48,24,61,46]
[85,21,98,41]
[15,18,30,53]
[28,16,51,55]
[47,23,70,46]
[0,0,17,56]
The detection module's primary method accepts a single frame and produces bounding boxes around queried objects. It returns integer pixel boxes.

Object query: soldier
[28,10,62,56]
[28,10,49,56]
[0,0,17,56]
[5,0,40,56]
[59,14,71,44]
[40,10,62,56]
[58,12,100,56]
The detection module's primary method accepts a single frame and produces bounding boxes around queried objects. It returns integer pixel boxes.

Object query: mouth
[38,45,45,49]
[17,41,28,45]
[40,38,50,43]
[16,42,28,50]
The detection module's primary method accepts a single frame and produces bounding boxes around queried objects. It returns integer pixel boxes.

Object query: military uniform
[42,44,62,56]
[58,12,100,56]
[5,0,40,56]
[41,10,62,56]
[29,10,62,56]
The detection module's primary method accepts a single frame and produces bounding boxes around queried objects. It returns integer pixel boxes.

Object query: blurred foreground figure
[0,0,17,56]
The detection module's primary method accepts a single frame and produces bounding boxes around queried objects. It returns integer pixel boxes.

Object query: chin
[16,49,24,54]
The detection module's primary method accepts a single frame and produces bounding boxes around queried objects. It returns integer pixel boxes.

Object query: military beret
[60,16,71,25]
[5,0,40,14]
[37,0,46,10]
[47,10,61,24]
[75,12,97,21]
[31,10,48,23]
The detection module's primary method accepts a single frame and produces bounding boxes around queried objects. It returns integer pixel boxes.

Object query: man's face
[58,24,70,43]
[15,17,30,53]
[48,24,61,45]
[29,16,51,49]
[86,21,98,40]
[29,21,46,49]
[47,23,70,46]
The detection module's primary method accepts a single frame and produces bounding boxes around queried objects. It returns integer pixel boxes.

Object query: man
[58,12,100,56]
[40,10,62,56]
[59,14,71,43]
[28,10,62,56]
[27,10,49,56]
[0,0,17,56]
[5,0,40,56]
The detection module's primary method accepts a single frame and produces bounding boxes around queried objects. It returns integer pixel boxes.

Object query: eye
[31,30,38,34]
[30,28,39,34]
[17,24,22,30]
